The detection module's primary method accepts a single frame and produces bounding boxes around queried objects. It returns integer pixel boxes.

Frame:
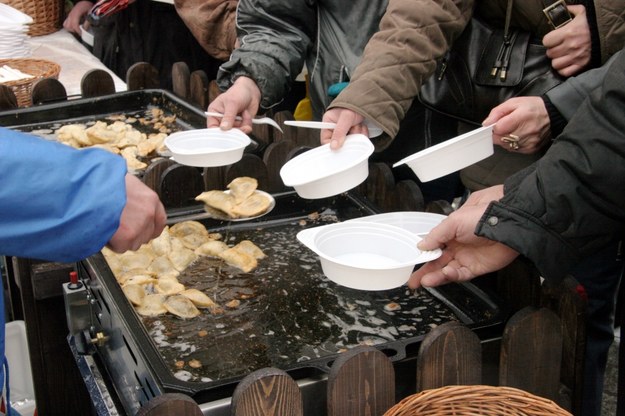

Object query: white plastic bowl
[393,125,493,182]
[297,221,442,291]
[348,211,447,237]
[280,134,375,199]
[164,128,251,167]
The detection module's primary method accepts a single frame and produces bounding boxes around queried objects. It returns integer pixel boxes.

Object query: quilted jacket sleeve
[216,0,317,110]
[476,50,625,281]
[0,128,127,262]
[328,0,474,143]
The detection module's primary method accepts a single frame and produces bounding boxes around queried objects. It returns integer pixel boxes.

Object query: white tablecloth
[28,29,127,97]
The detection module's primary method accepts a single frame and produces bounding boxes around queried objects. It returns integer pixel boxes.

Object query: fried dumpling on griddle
[155,277,186,295]
[219,247,257,273]
[118,250,154,272]
[195,240,229,257]
[121,146,148,171]
[170,220,209,239]
[232,240,266,260]
[150,226,172,256]
[116,268,156,284]
[57,123,90,147]
[180,288,222,312]
[147,256,180,280]
[227,176,258,204]
[178,232,210,250]
[102,246,123,276]
[121,273,157,287]
[136,294,168,317]
[195,190,237,217]
[230,192,272,218]
[168,238,199,272]
[164,294,201,319]
[122,283,146,306]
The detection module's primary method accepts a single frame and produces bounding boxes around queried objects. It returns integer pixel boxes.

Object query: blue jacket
[0,127,127,409]
[0,127,128,262]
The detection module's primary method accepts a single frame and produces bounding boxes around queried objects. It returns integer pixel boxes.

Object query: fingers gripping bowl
[297,221,442,291]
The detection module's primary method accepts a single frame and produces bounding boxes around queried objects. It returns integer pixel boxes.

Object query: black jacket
[475,47,625,281]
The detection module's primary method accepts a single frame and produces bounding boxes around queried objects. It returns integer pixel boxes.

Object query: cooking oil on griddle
[140,216,458,384]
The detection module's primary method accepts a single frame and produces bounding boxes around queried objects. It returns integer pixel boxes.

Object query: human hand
[107,174,166,253]
[320,107,370,150]
[543,5,591,77]
[407,204,519,288]
[206,76,261,135]
[462,185,504,207]
[63,1,94,34]
[483,97,551,154]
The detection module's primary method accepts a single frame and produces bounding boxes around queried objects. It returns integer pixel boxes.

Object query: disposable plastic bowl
[164,127,251,167]
[348,211,447,236]
[297,221,442,291]
[280,134,375,199]
[393,125,493,182]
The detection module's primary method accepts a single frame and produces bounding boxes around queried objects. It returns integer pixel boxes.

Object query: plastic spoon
[205,111,283,133]
[283,120,383,137]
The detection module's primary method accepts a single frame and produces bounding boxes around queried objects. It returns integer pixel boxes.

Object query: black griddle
[76,191,506,412]
[0,89,207,132]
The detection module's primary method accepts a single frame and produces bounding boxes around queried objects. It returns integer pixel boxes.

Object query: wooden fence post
[499,306,563,403]
[327,345,396,416]
[231,367,303,416]
[416,320,482,391]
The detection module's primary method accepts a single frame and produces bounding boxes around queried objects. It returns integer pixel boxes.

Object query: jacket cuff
[476,202,578,282]
[582,1,602,68]
[541,95,567,138]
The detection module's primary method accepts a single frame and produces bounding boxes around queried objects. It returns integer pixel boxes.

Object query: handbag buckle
[543,0,573,29]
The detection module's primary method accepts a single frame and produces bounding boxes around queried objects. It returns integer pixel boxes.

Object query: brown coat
[174,0,238,61]
[329,0,474,148]
[330,0,625,152]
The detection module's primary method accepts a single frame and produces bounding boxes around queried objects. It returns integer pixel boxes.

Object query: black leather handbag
[418,0,569,125]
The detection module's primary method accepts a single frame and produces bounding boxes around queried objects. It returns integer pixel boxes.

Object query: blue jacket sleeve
[0,128,128,262]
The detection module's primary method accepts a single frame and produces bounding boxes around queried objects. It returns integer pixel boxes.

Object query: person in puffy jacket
[207,0,472,135]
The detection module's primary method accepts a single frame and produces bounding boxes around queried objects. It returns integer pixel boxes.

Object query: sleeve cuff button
[487,216,499,226]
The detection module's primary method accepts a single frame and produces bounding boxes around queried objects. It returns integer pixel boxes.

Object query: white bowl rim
[164,128,251,155]
[347,211,447,235]
[280,134,374,187]
[297,221,442,270]
[393,124,493,168]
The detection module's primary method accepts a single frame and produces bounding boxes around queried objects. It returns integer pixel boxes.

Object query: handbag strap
[491,0,515,80]
[503,0,514,40]
[542,0,573,29]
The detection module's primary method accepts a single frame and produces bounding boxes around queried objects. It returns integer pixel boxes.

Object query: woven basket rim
[0,58,61,87]
[3,0,63,36]
[384,385,572,416]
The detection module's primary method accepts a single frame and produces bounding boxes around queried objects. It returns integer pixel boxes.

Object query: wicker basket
[1,0,64,36]
[0,58,61,107]
[384,385,572,416]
